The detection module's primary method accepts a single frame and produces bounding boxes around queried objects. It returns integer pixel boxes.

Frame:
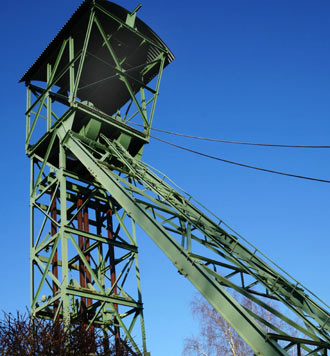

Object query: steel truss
[60,128,330,356]
[30,148,147,354]
[23,1,330,355]
[25,2,169,355]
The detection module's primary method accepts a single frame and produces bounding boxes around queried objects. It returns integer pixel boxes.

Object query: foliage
[183,295,253,356]
[183,294,301,356]
[0,311,135,356]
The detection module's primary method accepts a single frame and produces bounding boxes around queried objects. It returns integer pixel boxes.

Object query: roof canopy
[20,0,174,117]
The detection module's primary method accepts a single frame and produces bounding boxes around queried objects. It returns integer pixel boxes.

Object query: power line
[151,135,330,184]
[129,122,330,149]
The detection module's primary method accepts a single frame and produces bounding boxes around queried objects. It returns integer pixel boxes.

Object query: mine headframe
[21,1,330,356]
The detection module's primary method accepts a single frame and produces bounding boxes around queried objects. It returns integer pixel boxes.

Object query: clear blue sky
[1,0,330,355]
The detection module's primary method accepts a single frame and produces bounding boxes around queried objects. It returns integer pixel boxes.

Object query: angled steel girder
[57,124,330,356]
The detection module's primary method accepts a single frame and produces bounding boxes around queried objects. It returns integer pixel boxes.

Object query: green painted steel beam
[66,287,142,309]
[65,226,137,252]
[61,131,290,356]
[57,125,330,354]
[104,138,330,340]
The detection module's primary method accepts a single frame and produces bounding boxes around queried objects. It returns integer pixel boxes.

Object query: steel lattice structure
[21,1,330,355]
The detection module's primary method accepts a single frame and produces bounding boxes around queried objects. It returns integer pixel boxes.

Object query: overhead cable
[151,135,330,184]
[129,122,330,149]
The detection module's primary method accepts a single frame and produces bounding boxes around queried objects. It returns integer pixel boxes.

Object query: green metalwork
[22,1,330,355]
[61,130,330,355]
[22,1,172,354]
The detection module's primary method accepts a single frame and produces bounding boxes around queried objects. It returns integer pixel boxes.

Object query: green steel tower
[22,1,330,355]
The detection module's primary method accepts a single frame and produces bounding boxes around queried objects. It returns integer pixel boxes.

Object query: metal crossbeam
[59,127,330,355]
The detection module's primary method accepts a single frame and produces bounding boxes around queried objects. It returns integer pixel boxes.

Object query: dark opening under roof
[20,0,174,116]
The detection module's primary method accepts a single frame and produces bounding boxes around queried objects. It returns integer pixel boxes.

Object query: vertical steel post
[107,208,121,354]
[83,205,92,299]
[83,204,95,346]
[77,196,87,314]
[51,188,59,315]
[96,208,110,353]
[59,143,70,328]
[29,157,34,310]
